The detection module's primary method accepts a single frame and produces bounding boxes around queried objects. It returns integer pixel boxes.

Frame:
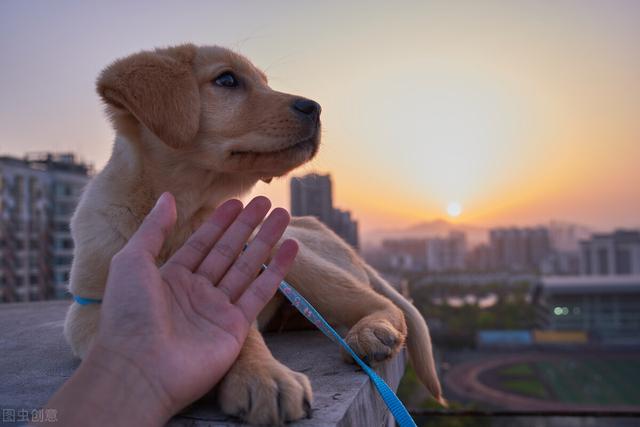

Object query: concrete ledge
[0,301,406,426]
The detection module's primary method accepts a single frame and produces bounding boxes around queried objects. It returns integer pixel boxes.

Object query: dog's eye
[214,72,239,88]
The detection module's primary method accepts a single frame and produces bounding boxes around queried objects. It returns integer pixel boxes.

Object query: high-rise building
[381,232,467,272]
[489,227,552,272]
[381,238,428,271]
[290,173,359,248]
[466,243,491,272]
[579,230,640,275]
[290,173,333,225]
[0,153,91,302]
[332,208,359,250]
[426,231,467,272]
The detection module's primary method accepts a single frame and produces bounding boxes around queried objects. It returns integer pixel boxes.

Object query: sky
[1,0,639,234]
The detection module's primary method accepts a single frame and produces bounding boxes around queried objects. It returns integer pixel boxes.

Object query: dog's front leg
[64,299,101,359]
[282,218,408,366]
[217,326,312,425]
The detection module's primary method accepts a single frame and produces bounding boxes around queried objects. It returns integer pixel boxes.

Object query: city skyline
[2,1,639,233]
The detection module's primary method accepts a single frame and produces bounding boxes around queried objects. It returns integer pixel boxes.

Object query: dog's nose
[291,98,321,118]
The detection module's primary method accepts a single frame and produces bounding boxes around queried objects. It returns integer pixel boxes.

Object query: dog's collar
[73,295,103,305]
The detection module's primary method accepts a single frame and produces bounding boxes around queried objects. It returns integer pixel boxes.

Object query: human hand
[47,193,298,426]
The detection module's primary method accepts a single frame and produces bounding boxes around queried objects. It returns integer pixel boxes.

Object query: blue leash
[275,271,417,427]
[73,261,417,426]
[276,265,417,427]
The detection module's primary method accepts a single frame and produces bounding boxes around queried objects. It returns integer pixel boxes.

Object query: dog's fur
[64,44,444,425]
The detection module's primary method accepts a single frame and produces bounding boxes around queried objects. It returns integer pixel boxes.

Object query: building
[467,225,578,275]
[290,173,333,225]
[332,208,359,250]
[579,230,640,275]
[290,173,359,248]
[489,227,552,273]
[535,275,640,344]
[380,232,467,272]
[426,231,466,272]
[0,153,90,302]
[466,243,491,271]
[381,238,428,271]
[547,220,592,252]
[539,250,580,276]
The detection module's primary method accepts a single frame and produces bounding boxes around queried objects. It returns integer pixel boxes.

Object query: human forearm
[43,345,174,427]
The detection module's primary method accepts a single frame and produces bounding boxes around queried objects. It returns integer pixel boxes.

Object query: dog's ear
[97,45,200,148]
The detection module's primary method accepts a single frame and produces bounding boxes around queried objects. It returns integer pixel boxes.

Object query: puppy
[64,44,444,425]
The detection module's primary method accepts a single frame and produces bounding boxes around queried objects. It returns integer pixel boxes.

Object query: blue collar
[73,295,103,305]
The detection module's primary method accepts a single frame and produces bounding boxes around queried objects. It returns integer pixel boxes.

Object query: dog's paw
[218,359,312,425]
[343,315,406,365]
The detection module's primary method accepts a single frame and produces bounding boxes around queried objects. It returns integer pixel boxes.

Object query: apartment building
[381,232,467,272]
[0,153,90,302]
[579,230,640,275]
[488,227,552,273]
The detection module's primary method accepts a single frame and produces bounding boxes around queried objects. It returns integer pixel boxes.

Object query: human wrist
[72,343,175,426]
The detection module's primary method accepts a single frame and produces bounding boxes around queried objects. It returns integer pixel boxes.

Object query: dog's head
[97,44,320,181]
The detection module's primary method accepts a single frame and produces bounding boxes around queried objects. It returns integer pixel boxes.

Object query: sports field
[495,358,640,406]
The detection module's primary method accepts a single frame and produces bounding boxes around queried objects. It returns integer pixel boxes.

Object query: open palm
[91,194,298,416]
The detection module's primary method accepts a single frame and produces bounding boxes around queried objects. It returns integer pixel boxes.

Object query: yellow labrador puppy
[64,44,443,425]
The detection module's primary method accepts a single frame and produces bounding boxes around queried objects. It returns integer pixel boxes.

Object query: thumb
[126,192,177,258]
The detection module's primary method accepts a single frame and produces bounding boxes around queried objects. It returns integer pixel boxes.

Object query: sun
[446,202,462,218]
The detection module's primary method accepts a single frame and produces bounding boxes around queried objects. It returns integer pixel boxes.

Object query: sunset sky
[1,0,639,233]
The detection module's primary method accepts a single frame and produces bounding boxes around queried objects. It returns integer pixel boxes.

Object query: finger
[236,239,298,322]
[195,196,271,285]
[217,207,290,302]
[125,192,177,259]
[165,199,244,271]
